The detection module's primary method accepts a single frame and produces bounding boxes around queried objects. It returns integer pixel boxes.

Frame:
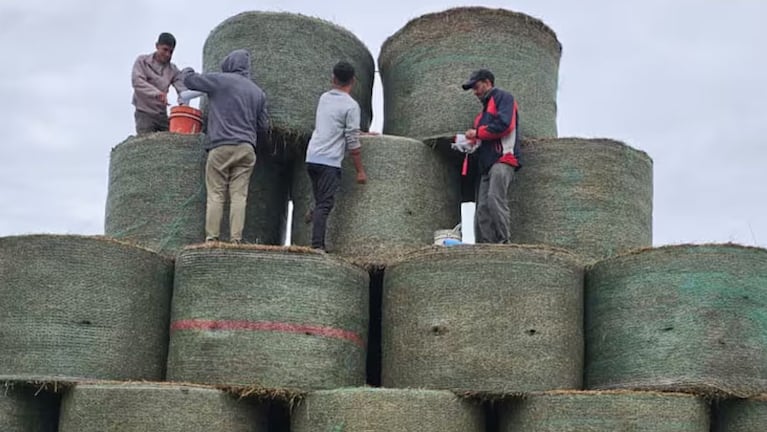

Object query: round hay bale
[291,135,461,268]
[379,7,561,140]
[717,397,767,431]
[382,244,584,394]
[291,388,484,432]
[167,244,369,391]
[509,138,653,262]
[585,244,767,397]
[0,385,59,431]
[105,133,289,253]
[59,382,267,431]
[0,235,173,382]
[499,391,709,431]
[203,11,374,154]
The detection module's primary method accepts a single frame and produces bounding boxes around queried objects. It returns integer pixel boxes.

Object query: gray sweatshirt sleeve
[257,101,270,132]
[344,104,361,151]
[131,57,161,98]
[170,64,187,94]
[181,68,218,94]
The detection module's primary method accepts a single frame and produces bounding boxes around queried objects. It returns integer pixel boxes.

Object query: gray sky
[1,1,765,247]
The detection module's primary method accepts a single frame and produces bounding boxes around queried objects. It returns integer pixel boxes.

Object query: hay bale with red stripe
[0,235,173,383]
[0,385,59,431]
[59,382,267,431]
[292,388,483,432]
[167,244,369,391]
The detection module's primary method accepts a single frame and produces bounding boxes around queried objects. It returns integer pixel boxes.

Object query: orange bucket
[169,106,203,134]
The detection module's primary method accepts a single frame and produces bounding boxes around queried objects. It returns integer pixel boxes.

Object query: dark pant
[135,110,168,134]
[475,162,515,244]
[307,163,341,250]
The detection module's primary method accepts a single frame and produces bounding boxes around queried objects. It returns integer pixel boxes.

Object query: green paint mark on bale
[167,244,369,391]
[291,388,484,432]
[509,138,653,262]
[585,244,767,397]
[105,133,289,253]
[59,382,267,432]
[203,11,374,150]
[0,385,59,431]
[0,235,173,382]
[500,391,709,431]
[717,397,767,431]
[382,245,583,394]
[291,135,461,268]
[379,7,561,140]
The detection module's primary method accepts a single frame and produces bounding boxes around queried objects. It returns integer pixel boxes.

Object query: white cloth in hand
[451,134,479,154]
[178,90,204,105]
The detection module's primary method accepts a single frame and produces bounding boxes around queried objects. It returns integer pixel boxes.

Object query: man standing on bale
[131,32,187,134]
[180,49,270,244]
[306,61,368,252]
[462,69,520,244]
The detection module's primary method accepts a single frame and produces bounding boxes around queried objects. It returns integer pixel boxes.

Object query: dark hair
[333,61,355,86]
[157,32,177,48]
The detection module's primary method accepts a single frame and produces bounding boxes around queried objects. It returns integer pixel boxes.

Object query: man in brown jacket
[131,32,187,134]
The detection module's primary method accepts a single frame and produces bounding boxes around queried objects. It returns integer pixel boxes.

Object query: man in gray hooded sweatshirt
[180,49,269,243]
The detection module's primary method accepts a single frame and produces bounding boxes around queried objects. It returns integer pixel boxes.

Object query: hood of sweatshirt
[221,49,251,78]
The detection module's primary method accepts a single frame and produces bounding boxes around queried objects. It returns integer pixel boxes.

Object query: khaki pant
[475,162,515,244]
[205,144,256,241]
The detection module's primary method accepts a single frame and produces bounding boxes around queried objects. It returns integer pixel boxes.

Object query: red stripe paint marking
[170,319,364,348]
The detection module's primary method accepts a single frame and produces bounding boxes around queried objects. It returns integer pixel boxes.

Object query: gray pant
[475,162,515,244]
[134,110,168,134]
[205,144,256,242]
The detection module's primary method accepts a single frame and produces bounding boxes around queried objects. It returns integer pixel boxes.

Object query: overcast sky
[1,1,765,247]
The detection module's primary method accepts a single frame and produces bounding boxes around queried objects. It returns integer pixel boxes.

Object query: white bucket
[434,223,462,245]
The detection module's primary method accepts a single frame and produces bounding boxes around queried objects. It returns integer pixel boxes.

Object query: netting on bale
[499,390,710,431]
[382,244,584,394]
[508,138,653,262]
[291,388,484,432]
[0,235,173,382]
[58,382,268,432]
[585,244,767,397]
[291,135,461,269]
[716,396,767,432]
[167,244,369,391]
[0,385,59,431]
[379,7,561,141]
[105,133,289,254]
[204,11,374,156]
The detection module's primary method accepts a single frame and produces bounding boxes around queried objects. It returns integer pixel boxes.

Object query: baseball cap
[462,69,495,90]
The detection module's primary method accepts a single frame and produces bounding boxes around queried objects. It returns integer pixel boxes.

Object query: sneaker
[205,237,219,243]
[231,239,242,245]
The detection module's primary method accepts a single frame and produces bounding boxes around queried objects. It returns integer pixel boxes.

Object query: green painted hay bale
[509,138,653,262]
[105,133,289,253]
[586,244,767,397]
[717,397,767,431]
[167,244,369,391]
[59,382,267,431]
[292,388,484,432]
[0,235,173,382]
[500,391,709,431]
[203,11,374,149]
[0,385,59,431]
[291,135,461,268]
[382,245,583,394]
[380,7,561,140]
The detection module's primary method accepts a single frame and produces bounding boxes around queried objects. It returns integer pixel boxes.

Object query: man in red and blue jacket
[462,69,519,244]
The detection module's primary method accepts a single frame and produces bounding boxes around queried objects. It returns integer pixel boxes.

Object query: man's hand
[465,129,477,140]
[157,92,168,105]
[356,171,368,184]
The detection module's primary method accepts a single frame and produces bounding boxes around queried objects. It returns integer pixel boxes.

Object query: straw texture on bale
[380,7,561,140]
[382,245,584,394]
[0,235,173,382]
[0,386,59,431]
[499,391,709,431]
[291,135,461,267]
[59,383,267,432]
[204,12,374,150]
[167,245,369,390]
[586,244,767,397]
[105,133,289,254]
[716,397,767,431]
[292,388,484,432]
[509,138,653,262]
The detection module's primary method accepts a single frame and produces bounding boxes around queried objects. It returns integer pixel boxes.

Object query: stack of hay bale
[1,7,766,432]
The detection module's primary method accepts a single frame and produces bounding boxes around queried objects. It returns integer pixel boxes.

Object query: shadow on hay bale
[382,244,584,394]
[291,388,484,432]
[586,244,767,397]
[499,390,709,431]
[379,7,561,140]
[167,244,369,391]
[0,235,173,383]
[716,396,767,432]
[0,384,59,432]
